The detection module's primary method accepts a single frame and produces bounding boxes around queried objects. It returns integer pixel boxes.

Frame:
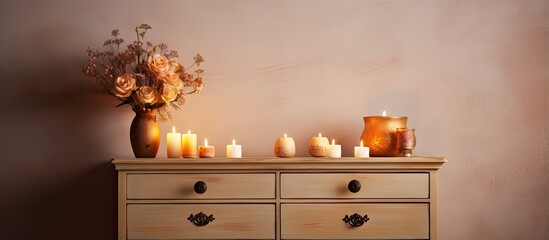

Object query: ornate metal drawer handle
[188,212,215,226]
[342,213,369,227]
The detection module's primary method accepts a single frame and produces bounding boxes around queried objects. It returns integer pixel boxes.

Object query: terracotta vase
[130,109,160,158]
[360,116,407,157]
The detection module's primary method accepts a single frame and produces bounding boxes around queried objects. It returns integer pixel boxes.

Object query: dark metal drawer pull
[348,179,361,193]
[342,213,369,227]
[188,212,215,226]
[194,181,207,194]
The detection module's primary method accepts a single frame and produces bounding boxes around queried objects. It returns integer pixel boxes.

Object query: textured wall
[0,0,547,239]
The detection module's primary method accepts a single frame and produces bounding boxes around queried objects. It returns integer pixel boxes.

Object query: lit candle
[166,126,182,158]
[198,138,215,158]
[226,139,242,158]
[274,133,296,158]
[354,140,370,158]
[181,130,197,158]
[309,133,329,157]
[360,110,407,157]
[325,138,341,158]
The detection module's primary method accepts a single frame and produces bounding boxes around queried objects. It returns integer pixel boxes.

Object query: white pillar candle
[326,138,341,158]
[198,138,215,158]
[166,126,182,158]
[181,130,197,158]
[354,140,370,158]
[226,139,242,158]
[274,133,296,158]
[309,133,330,157]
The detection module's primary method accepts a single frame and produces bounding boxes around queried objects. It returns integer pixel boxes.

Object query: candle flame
[205,138,208,146]
[232,139,236,145]
[382,110,387,117]
[187,130,191,134]
[284,133,287,139]
[331,138,335,145]
[360,140,363,147]
[172,126,176,133]
[318,133,322,137]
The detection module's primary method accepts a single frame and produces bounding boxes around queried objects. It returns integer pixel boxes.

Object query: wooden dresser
[112,157,446,240]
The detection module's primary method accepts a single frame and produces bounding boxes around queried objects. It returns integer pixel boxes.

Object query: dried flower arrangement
[83,24,204,121]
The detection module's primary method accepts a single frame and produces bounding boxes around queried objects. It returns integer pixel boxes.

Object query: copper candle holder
[396,128,416,157]
[360,116,407,157]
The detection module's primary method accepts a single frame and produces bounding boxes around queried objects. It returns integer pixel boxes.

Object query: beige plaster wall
[0,0,547,239]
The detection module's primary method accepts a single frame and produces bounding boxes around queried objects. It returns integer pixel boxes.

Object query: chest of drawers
[112,157,446,240]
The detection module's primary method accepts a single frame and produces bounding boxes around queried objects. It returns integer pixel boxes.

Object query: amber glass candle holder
[360,116,407,157]
[396,128,416,157]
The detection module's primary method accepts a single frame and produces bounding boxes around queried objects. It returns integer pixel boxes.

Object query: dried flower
[138,24,152,30]
[82,24,205,121]
[194,77,204,92]
[194,53,205,66]
[177,94,186,105]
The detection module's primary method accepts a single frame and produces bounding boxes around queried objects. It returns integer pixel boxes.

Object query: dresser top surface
[112,157,446,170]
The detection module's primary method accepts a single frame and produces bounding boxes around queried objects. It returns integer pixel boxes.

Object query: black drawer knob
[194,181,207,194]
[348,179,361,193]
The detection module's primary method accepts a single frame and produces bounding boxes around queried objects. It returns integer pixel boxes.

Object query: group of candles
[165,128,369,158]
[166,111,414,159]
[166,127,242,158]
[277,133,370,158]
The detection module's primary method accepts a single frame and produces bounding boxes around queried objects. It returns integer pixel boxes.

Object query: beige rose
[163,72,184,91]
[168,58,184,73]
[114,73,137,98]
[147,54,170,76]
[161,84,178,103]
[136,86,157,104]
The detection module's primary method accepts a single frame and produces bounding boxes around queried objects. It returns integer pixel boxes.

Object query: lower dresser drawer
[127,204,275,239]
[281,203,429,239]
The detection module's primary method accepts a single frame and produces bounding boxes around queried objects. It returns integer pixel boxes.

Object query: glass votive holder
[396,128,416,157]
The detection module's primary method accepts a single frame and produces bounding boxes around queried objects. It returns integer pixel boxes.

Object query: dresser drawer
[281,203,429,239]
[127,173,275,199]
[281,173,428,199]
[128,204,275,239]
